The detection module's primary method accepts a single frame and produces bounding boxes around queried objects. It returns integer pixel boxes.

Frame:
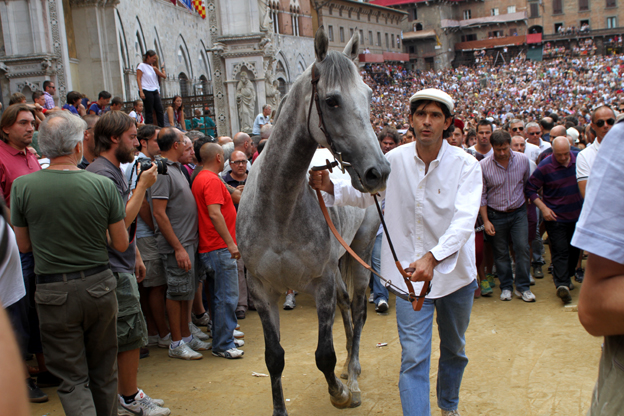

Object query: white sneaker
[234,339,245,348]
[147,335,158,347]
[157,333,171,349]
[514,289,536,302]
[283,293,296,310]
[118,391,171,416]
[368,293,375,303]
[529,274,536,286]
[192,312,211,327]
[187,336,212,351]
[441,410,461,416]
[375,299,389,313]
[189,323,210,341]
[233,329,245,339]
[212,347,244,359]
[168,340,203,360]
[500,289,513,301]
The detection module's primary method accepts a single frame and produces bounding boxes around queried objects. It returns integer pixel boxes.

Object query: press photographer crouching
[10,111,130,415]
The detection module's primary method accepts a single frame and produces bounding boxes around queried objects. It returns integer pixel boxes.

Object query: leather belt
[36,264,110,285]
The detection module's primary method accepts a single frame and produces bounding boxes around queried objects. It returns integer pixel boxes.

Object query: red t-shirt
[0,140,41,207]
[192,169,237,253]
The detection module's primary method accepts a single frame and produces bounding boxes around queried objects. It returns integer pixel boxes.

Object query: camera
[138,157,167,175]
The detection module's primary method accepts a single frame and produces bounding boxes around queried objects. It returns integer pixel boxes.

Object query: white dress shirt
[524,142,541,163]
[576,138,601,182]
[322,140,483,299]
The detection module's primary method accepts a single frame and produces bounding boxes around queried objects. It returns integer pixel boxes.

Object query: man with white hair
[310,88,482,416]
[11,111,130,416]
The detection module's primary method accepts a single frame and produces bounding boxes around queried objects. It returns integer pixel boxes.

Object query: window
[554,22,563,32]
[412,7,417,21]
[415,23,423,31]
[340,27,344,43]
[271,3,280,34]
[369,30,373,45]
[359,29,364,43]
[461,34,477,42]
[507,6,516,13]
[328,25,334,42]
[396,35,400,49]
[580,19,590,27]
[385,33,389,49]
[350,28,354,39]
[607,16,617,28]
[491,8,499,16]
[463,10,471,20]
[529,2,539,18]
[606,0,616,7]
[553,0,562,14]
[579,0,589,11]
[509,27,518,36]
[409,45,415,54]
[291,13,299,36]
[488,30,504,37]
[377,32,381,46]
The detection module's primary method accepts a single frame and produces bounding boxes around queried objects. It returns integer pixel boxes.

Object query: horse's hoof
[330,387,352,409]
[349,391,362,408]
[340,372,348,380]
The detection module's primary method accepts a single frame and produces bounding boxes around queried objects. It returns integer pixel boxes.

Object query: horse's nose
[362,165,388,192]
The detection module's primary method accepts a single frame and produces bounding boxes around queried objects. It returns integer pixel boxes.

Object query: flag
[192,0,206,19]
[170,0,176,5]
[179,0,194,13]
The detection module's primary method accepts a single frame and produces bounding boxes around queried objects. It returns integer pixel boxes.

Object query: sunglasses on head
[511,127,524,132]
[594,118,615,128]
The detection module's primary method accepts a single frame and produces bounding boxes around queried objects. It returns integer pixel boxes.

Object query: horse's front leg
[315,273,352,409]
[250,275,288,416]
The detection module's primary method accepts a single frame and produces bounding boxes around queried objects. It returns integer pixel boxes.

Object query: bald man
[191,142,244,359]
[526,137,583,304]
[222,132,253,177]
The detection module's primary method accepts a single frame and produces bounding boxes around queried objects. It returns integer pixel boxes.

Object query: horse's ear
[314,26,328,62]
[343,31,359,63]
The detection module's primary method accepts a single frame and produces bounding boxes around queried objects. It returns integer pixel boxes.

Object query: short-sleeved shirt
[87,157,136,273]
[192,169,237,253]
[62,104,79,115]
[137,63,160,92]
[125,153,153,239]
[89,103,105,115]
[10,170,125,275]
[252,113,270,135]
[43,92,55,110]
[576,139,601,182]
[0,140,41,207]
[150,160,198,253]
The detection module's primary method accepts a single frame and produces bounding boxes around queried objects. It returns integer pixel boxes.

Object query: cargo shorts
[114,272,148,352]
[161,245,197,302]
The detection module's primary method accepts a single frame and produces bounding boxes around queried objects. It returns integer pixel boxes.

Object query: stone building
[0,0,315,136]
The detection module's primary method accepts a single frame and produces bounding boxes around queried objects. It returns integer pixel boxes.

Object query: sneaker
[532,265,544,279]
[158,333,172,349]
[234,339,245,348]
[233,329,245,339]
[368,293,375,303]
[139,389,164,407]
[27,378,48,403]
[514,289,536,302]
[192,312,211,327]
[283,292,296,310]
[486,273,496,288]
[212,347,244,359]
[556,286,572,304]
[480,280,493,297]
[548,264,553,274]
[168,340,203,360]
[188,336,212,351]
[375,299,389,312]
[575,267,585,283]
[118,391,171,416]
[500,289,512,301]
[189,323,210,341]
[36,371,61,388]
[441,410,461,416]
[529,274,536,286]
[147,335,159,347]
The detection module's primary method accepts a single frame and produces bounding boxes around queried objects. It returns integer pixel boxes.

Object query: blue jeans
[396,279,477,415]
[487,206,531,293]
[370,233,389,304]
[531,208,545,267]
[200,249,239,353]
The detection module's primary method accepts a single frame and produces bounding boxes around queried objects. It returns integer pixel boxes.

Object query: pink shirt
[0,140,41,207]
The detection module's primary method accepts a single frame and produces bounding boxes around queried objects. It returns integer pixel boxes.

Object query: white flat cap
[566,127,579,142]
[409,88,454,115]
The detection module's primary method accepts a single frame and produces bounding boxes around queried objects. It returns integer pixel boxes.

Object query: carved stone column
[206,2,230,137]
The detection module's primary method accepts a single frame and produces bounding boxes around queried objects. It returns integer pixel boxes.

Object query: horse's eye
[325,97,338,108]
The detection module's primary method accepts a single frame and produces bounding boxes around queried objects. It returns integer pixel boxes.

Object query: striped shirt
[480,151,530,211]
[43,91,55,110]
[525,153,583,223]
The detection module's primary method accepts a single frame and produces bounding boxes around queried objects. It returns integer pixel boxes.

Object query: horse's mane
[319,51,359,89]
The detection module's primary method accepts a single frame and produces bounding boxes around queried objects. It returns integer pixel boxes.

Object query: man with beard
[86,112,169,416]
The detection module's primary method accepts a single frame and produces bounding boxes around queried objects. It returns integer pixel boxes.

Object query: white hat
[409,88,454,115]
[566,127,579,143]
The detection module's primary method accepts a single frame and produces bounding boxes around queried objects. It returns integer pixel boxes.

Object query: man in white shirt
[508,119,541,163]
[576,105,616,198]
[252,104,271,136]
[310,89,482,416]
[525,121,551,157]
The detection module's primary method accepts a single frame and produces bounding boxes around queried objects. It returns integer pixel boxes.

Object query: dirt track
[31,271,601,416]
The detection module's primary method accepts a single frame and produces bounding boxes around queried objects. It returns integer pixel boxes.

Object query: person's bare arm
[138,197,155,230]
[137,69,145,100]
[0,305,29,416]
[166,107,175,127]
[108,219,129,252]
[578,253,624,336]
[135,246,145,283]
[13,227,31,253]
[207,204,239,258]
[578,180,587,199]
[480,205,495,236]
[531,197,558,221]
[124,164,157,228]
[152,199,191,270]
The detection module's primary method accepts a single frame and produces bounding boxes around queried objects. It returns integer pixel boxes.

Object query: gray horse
[237,28,391,416]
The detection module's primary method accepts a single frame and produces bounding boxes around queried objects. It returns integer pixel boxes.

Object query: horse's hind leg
[315,276,352,409]
[250,276,288,416]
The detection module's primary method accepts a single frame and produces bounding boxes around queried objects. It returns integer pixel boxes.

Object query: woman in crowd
[137,50,166,127]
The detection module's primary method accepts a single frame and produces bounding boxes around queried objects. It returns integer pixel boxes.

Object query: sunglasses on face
[511,127,524,132]
[594,118,615,128]
[527,131,540,135]
[231,160,247,165]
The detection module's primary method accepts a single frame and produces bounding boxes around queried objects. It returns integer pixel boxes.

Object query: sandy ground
[31,269,601,416]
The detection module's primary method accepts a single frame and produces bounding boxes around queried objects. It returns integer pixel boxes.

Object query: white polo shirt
[576,139,601,182]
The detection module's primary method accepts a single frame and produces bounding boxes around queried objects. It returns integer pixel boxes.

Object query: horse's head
[307,27,391,194]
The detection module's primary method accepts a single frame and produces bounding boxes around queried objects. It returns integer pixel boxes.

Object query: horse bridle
[308,63,430,312]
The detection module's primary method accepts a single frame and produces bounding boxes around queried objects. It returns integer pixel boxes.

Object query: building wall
[535,0,624,35]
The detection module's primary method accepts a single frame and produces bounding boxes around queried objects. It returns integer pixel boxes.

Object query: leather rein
[307,63,430,312]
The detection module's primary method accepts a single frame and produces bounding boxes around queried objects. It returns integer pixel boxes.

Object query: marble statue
[236,71,256,133]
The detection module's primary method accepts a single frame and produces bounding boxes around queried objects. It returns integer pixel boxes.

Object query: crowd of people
[0,49,623,416]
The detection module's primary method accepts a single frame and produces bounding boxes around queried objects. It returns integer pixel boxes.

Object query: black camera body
[138,157,167,175]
